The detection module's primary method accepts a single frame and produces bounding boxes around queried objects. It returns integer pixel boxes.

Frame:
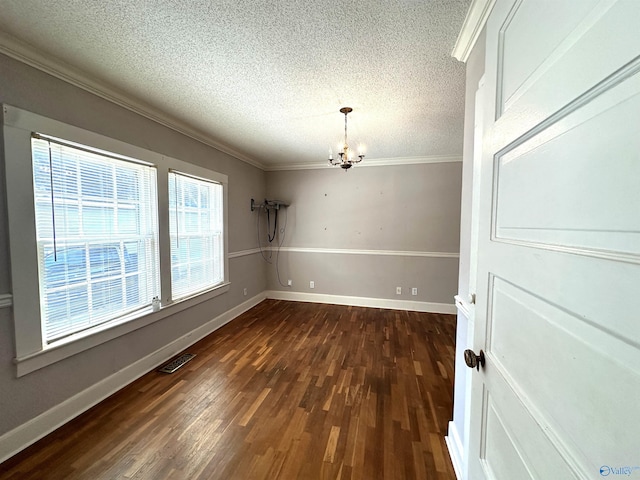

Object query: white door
[467,0,640,479]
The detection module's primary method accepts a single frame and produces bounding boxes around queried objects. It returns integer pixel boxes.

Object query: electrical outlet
[396,287,402,295]
[310,281,315,289]
[287,279,292,286]
[412,287,417,296]
[243,288,248,296]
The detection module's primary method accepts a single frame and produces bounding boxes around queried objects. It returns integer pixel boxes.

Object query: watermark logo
[600,465,640,477]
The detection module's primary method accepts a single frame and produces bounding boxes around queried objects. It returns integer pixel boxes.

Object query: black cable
[257,203,272,264]
[255,200,289,288]
[267,207,278,243]
[275,206,290,288]
[254,199,290,288]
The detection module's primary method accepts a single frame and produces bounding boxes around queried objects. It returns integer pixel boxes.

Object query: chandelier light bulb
[328,107,366,171]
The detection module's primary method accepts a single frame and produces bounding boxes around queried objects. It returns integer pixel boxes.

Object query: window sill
[14,282,230,377]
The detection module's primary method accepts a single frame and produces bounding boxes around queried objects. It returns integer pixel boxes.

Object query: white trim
[230,246,460,259]
[275,247,459,259]
[4,104,233,376]
[0,32,464,172]
[446,421,465,480]
[15,283,231,377]
[0,292,267,464]
[0,294,12,309]
[452,0,496,62]
[265,290,457,314]
[265,155,463,171]
[228,247,262,259]
[455,294,473,317]
[495,237,640,266]
[0,31,265,170]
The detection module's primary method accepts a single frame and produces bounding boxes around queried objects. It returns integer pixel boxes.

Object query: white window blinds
[32,136,160,343]
[168,171,224,300]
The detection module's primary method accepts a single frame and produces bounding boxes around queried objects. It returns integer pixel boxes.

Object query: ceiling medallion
[328,107,365,170]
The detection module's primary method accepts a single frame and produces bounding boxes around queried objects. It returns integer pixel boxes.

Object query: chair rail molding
[274,247,459,258]
[454,294,473,318]
[0,294,13,309]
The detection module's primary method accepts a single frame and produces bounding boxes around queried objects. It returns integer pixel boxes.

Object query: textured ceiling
[0,0,471,169]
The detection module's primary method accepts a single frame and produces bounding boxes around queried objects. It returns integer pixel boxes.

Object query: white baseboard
[0,292,267,464]
[446,421,465,480]
[0,289,453,464]
[265,290,456,314]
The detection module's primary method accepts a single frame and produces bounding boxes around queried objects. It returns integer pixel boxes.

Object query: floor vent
[158,353,196,373]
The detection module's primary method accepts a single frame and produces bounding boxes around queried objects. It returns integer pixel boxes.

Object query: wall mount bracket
[251,198,290,212]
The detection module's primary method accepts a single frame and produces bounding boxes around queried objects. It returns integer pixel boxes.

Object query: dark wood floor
[0,300,457,480]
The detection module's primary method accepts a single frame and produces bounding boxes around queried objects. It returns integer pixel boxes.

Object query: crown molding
[451,0,496,62]
[265,155,463,171]
[0,31,266,171]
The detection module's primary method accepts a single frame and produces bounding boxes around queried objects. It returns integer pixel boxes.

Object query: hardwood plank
[323,426,341,463]
[0,300,457,480]
[238,387,271,427]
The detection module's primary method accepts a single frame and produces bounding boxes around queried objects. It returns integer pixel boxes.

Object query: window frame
[3,105,229,377]
[32,134,162,343]
[168,170,225,301]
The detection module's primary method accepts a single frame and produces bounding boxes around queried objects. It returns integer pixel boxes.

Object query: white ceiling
[0,0,471,170]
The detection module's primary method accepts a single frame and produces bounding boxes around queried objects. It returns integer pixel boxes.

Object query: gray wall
[0,53,267,436]
[0,49,465,448]
[265,164,462,304]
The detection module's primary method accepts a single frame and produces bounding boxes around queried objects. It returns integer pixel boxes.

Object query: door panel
[495,0,640,133]
[467,0,640,479]
[480,385,579,480]
[482,394,535,480]
[494,71,640,256]
[499,0,599,110]
[489,277,639,466]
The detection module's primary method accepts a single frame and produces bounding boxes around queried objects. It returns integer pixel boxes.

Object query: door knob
[464,349,485,370]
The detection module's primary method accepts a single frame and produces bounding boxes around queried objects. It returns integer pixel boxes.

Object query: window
[4,105,229,376]
[32,136,160,343]
[169,171,224,300]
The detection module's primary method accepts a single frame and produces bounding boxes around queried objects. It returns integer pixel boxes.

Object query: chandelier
[328,107,365,170]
